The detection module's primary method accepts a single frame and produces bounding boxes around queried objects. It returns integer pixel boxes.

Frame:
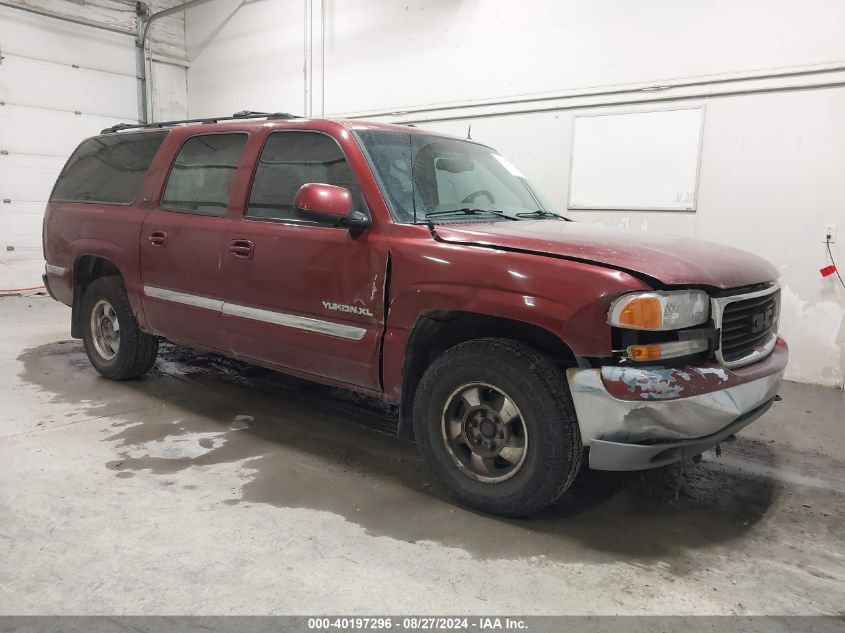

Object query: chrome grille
[713,284,780,368]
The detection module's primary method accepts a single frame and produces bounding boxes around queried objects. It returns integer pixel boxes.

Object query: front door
[140,132,249,352]
[220,130,387,390]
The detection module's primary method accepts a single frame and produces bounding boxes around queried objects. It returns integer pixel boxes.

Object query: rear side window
[246,131,364,222]
[161,133,248,216]
[50,131,168,204]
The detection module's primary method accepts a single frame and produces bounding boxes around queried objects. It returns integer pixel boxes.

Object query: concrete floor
[1,295,843,615]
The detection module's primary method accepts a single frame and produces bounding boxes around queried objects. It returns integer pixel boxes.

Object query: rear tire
[80,276,158,380]
[413,338,582,517]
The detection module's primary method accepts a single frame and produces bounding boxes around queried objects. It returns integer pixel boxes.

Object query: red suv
[42,111,787,516]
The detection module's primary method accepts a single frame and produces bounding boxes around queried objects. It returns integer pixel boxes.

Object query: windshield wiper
[514,209,566,220]
[423,208,518,220]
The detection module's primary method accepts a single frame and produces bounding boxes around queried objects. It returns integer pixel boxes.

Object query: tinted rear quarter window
[161,133,248,216]
[50,131,168,204]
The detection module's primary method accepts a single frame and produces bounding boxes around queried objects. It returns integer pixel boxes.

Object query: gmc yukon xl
[42,111,787,516]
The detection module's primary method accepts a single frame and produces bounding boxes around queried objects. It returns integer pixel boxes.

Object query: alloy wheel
[90,299,121,361]
[440,382,529,483]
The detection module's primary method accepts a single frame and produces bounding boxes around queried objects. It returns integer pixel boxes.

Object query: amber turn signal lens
[617,296,663,329]
[627,344,663,361]
[626,339,709,362]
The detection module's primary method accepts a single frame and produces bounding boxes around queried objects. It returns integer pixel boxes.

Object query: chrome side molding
[143,286,223,312]
[142,285,366,341]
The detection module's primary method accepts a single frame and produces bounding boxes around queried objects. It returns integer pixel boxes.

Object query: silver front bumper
[567,346,787,471]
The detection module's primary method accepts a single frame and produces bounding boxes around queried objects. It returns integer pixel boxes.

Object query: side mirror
[294,183,370,231]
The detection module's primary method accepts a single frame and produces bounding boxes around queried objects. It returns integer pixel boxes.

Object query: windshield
[354,129,562,223]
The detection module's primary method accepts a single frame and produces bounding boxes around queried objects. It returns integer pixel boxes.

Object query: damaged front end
[567,338,787,470]
[567,281,787,471]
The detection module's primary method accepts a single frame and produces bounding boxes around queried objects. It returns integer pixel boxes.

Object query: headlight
[608,290,709,330]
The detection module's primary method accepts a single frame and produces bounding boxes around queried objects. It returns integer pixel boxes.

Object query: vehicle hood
[433,221,778,290]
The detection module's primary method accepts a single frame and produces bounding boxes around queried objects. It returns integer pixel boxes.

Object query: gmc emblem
[751,305,775,334]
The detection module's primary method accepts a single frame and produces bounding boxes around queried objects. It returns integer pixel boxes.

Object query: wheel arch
[396,310,578,440]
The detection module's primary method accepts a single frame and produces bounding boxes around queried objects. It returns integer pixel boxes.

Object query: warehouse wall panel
[0,155,66,202]
[0,56,137,119]
[0,105,120,157]
[0,5,134,73]
[0,1,188,292]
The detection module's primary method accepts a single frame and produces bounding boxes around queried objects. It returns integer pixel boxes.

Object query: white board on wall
[568,106,704,211]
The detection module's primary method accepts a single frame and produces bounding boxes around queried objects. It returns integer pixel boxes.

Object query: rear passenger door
[139,132,248,352]
[220,130,386,390]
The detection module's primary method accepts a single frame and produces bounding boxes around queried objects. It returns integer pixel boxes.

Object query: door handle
[148,231,167,247]
[229,239,254,259]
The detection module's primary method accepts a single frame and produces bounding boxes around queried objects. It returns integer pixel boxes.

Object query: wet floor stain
[20,339,841,570]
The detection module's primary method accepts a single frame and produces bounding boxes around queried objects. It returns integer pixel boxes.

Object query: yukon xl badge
[322,301,373,317]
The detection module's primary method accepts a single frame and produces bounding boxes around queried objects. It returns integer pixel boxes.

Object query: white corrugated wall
[0,1,187,292]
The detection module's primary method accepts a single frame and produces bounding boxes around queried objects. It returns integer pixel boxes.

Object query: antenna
[467,124,472,140]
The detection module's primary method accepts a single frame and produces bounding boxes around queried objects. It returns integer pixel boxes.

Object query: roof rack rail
[100,111,298,134]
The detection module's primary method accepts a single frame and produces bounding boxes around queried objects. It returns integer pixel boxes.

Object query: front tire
[413,338,583,517]
[80,276,158,380]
